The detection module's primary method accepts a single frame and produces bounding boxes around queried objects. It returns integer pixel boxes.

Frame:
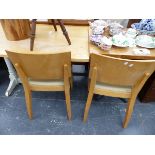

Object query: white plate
[133,48,150,55]
[136,35,155,48]
[136,43,155,48]
[112,34,136,47]
[112,43,128,47]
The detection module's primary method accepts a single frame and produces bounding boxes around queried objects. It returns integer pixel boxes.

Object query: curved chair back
[89,53,155,86]
[6,50,71,81]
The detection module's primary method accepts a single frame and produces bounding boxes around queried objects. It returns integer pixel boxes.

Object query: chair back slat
[6,50,71,80]
[90,53,155,86]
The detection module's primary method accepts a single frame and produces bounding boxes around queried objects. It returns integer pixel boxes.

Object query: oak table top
[1,24,155,62]
[0,24,89,63]
[89,28,155,60]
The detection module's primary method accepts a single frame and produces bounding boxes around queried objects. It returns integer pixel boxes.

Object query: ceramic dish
[90,34,103,44]
[132,27,155,35]
[125,28,138,38]
[109,28,123,36]
[131,19,155,30]
[136,35,155,48]
[92,26,104,35]
[91,20,108,27]
[138,30,155,35]
[99,36,112,50]
[132,48,150,55]
[109,23,124,36]
[131,19,155,35]
[89,20,108,30]
[112,34,136,47]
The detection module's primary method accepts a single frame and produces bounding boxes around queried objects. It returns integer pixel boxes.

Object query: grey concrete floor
[0,65,155,135]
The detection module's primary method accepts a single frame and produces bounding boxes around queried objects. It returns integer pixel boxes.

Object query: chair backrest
[89,53,155,86]
[6,50,71,80]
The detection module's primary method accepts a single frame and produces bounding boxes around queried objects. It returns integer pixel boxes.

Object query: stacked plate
[90,19,155,49]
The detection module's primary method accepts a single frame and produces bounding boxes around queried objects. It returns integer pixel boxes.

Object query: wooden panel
[6,50,71,80]
[89,53,155,86]
[0,19,31,41]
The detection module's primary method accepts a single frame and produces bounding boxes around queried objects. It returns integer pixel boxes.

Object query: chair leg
[57,19,71,45]
[83,91,94,122]
[123,97,136,128]
[24,89,32,119]
[123,73,151,128]
[64,64,72,120]
[52,19,57,31]
[48,19,57,31]
[70,76,73,89]
[64,86,72,120]
[30,19,37,51]
[84,67,97,122]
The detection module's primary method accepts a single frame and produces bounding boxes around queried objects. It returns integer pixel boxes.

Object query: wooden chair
[6,50,72,120]
[83,53,155,128]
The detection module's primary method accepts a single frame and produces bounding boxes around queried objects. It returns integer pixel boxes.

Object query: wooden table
[90,43,155,60]
[0,24,89,62]
[0,24,89,96]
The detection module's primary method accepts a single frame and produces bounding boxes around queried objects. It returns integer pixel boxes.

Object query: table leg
[4,58,20,96]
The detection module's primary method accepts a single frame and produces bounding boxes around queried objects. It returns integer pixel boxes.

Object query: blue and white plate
[131,19,155,35]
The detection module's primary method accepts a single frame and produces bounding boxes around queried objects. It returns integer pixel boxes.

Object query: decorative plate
[90,34,103,45]
[136,35,155,48]
[112,34,136,47]
[131,23,155,35]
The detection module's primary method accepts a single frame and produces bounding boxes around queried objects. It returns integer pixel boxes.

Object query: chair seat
[94,82,132,98]
[28,79,64,91]
[29,80,64,86]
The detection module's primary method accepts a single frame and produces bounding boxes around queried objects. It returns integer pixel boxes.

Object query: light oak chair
[83,53,155,128]
[6,50,72,120]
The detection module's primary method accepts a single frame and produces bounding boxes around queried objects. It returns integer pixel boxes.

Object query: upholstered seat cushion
[29,80,64,86]
[28,79,65,91]
[94,82,132,98]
